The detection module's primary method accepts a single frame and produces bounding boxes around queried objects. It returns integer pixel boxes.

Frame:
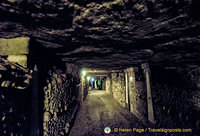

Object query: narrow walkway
[69,90,145,136]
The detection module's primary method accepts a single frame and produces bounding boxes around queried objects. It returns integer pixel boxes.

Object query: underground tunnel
[0,0,200,136]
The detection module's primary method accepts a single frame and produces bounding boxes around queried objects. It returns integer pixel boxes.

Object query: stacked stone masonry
[111,72,126,107]
[43,70,80,136]
[105,68,147,122]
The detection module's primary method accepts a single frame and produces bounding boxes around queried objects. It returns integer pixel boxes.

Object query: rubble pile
[0,57,32,89]
[0,56,32,136]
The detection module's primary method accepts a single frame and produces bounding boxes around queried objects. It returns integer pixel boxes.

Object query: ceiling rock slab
[0,0,200,69]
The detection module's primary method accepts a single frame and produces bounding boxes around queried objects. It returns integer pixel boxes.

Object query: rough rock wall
[189,67,200,110]
[82,77,88,100]
[106,76,112,94]
[108,68,147,120]
[126,67,147,121]
[134,73,147,122]
[111,72,125,107]
[151,67,200,133]
[66,63,80,78]
[43,70,80,136]
[0,57,32,136]
[1,1,200,69]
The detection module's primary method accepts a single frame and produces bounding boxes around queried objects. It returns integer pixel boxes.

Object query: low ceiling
[81,68,121,76]
[0,0,200,70]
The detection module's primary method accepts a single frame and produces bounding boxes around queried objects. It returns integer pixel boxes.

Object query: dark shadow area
[28,38,67,136]
[0,87,31,136]
[151,66,200,134]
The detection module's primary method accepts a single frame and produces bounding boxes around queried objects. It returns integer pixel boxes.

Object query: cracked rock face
[0,0,200,69]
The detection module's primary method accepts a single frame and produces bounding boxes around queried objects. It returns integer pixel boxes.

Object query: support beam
[141,63,155,124]
[81,76,84,103]
[124,70,130,110]
[30,65,40,136]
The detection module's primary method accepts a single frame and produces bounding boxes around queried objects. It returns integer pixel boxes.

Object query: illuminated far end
[87,76,91,81]
[82,71,86,76]
[130,76,133,81]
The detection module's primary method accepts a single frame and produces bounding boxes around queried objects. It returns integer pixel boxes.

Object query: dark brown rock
[0,1,199,69]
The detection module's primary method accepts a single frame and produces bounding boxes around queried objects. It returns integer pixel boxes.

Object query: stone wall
[65,63,80,78]
[151,67,200,133]
[82,76,87,101]
[111,72,126,107]
[105,76,112,94]
[134,76,147,122]
[101,77,106,90]
[189,67,200,110]
[105,68,147,121]
[43,69,80,136]
[0,37,29,67]
[125,67,147,122]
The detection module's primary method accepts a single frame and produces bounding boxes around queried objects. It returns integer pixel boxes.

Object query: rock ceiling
[0,0,200,69]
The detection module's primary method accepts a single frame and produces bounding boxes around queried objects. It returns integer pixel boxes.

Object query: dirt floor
[69,90,145,136]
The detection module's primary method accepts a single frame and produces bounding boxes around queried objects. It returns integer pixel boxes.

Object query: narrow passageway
[69,90,145,136]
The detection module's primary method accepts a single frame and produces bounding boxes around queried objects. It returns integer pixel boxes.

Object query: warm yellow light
[87,76,91,81]
[82,71,86,76]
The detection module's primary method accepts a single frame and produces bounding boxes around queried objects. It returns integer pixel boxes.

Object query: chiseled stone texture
[111,72,126,107]
[0,1,200,69]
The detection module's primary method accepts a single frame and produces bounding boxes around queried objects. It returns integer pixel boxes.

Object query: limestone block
[7,55,27,67]
[0,37,29,55]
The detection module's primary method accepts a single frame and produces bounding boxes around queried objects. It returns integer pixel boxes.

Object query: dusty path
[69,90,145,136]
